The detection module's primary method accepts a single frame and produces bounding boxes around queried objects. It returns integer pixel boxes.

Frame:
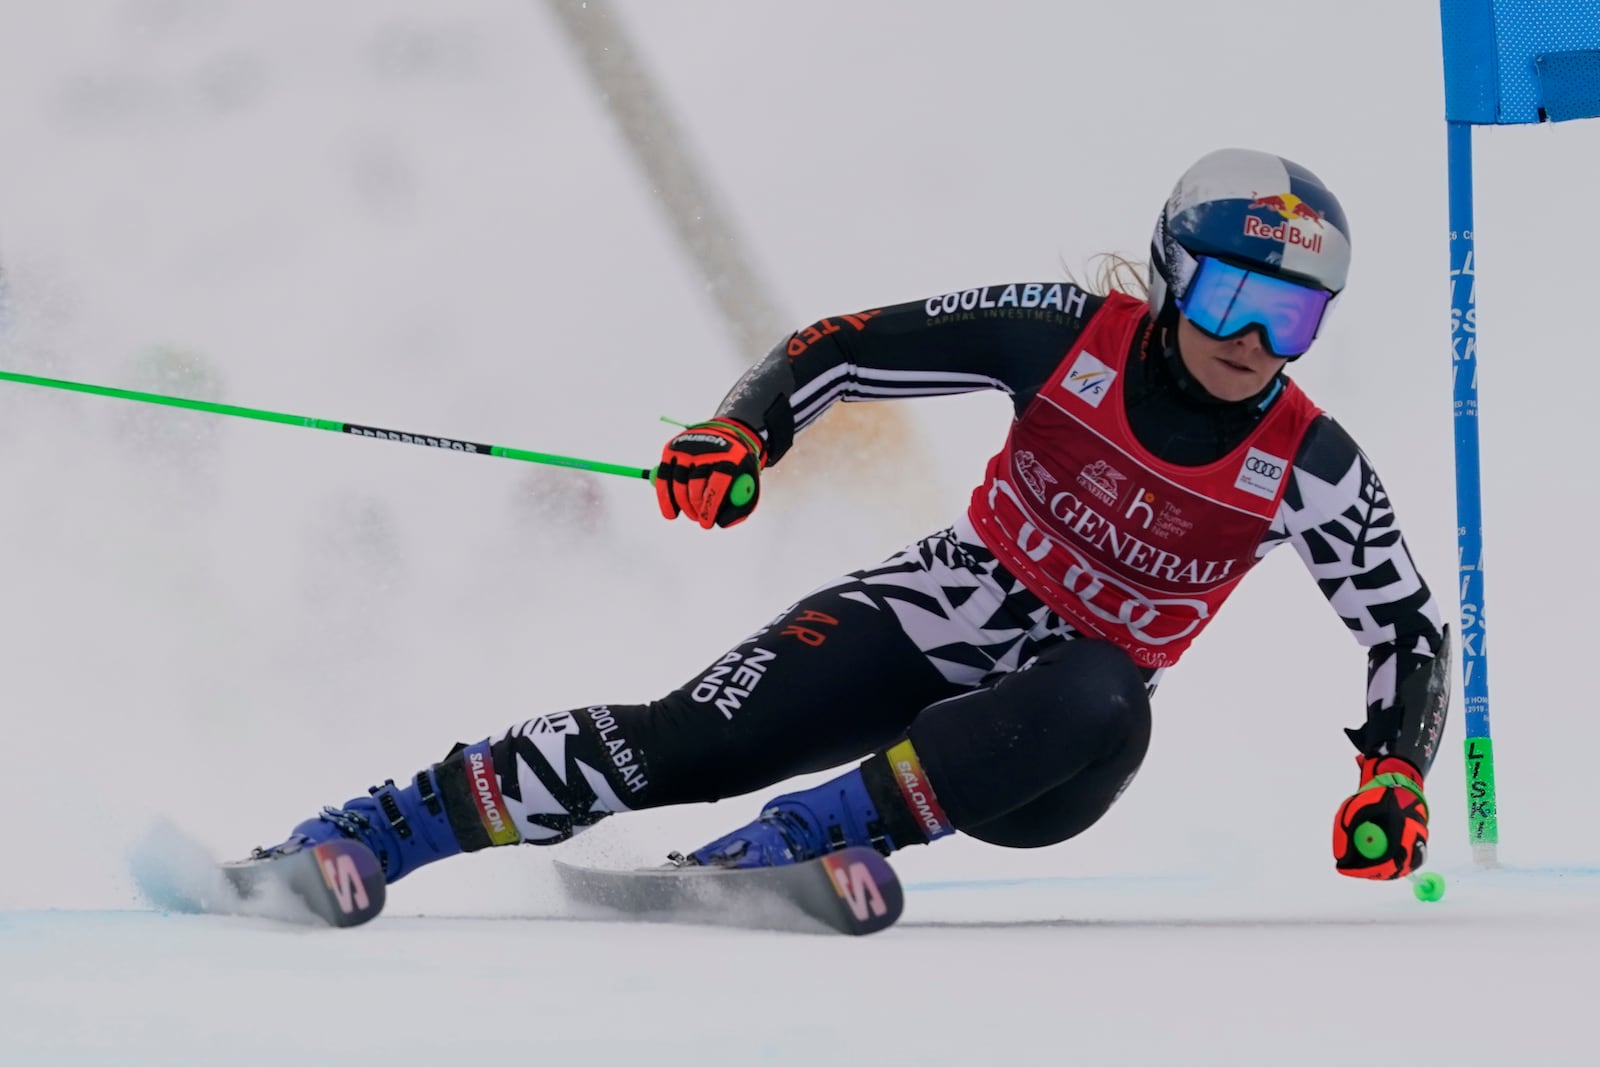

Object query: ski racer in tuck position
[254,147,1450,891]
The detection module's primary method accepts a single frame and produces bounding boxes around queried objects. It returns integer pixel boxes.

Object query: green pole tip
[729,472,756,507]
[1410,871,1447,903]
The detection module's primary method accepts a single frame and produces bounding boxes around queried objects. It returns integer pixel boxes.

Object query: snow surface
[2,2,1599,1064]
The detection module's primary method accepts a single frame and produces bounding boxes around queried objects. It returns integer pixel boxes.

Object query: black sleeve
[1259,415,1450,776]
[716,282,1105,465]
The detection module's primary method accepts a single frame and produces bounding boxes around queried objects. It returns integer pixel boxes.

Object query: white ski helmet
[1148,148,1351,329]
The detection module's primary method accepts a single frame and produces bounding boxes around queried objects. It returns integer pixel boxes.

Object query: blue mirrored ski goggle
[1175,256,1335,359]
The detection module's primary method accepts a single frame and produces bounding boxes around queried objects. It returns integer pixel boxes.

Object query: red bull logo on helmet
[1244,191,1326,253]
[1249,192,1324,227]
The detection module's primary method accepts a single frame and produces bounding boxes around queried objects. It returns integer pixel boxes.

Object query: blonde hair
[1064,252,1149,300]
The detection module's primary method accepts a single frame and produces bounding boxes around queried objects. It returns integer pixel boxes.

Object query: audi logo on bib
[1056,540,1212,646]
[987,476,1230,658]
[1234,447,1290,501]
[1003,509,1213,654]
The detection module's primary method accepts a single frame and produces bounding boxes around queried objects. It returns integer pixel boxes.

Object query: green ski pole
[0,368,654,482]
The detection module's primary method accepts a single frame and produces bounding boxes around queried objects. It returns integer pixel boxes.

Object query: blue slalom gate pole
[1445,119,1498,864]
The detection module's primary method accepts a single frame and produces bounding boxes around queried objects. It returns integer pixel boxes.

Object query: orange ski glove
[654,418,765,529]
[1332,755,1428,880]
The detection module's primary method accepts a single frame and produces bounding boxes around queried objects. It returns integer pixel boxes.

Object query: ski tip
[280,839,388,928]
[818,848,904,936]
[131,821,386,928]
[218,837,388,928]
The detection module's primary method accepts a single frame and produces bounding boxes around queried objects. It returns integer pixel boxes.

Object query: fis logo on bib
[1234,447,1289,501]
[1062,351,1116,408]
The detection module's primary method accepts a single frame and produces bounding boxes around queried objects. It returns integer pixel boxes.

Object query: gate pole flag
[1439,0,1600,866]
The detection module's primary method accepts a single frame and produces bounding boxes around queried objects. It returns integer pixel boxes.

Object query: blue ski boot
[688,767,903,868]
[253,772,463,884]
[251,740,522,883]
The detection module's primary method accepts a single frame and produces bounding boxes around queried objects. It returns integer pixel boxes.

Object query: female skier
[257,148,1448,887]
